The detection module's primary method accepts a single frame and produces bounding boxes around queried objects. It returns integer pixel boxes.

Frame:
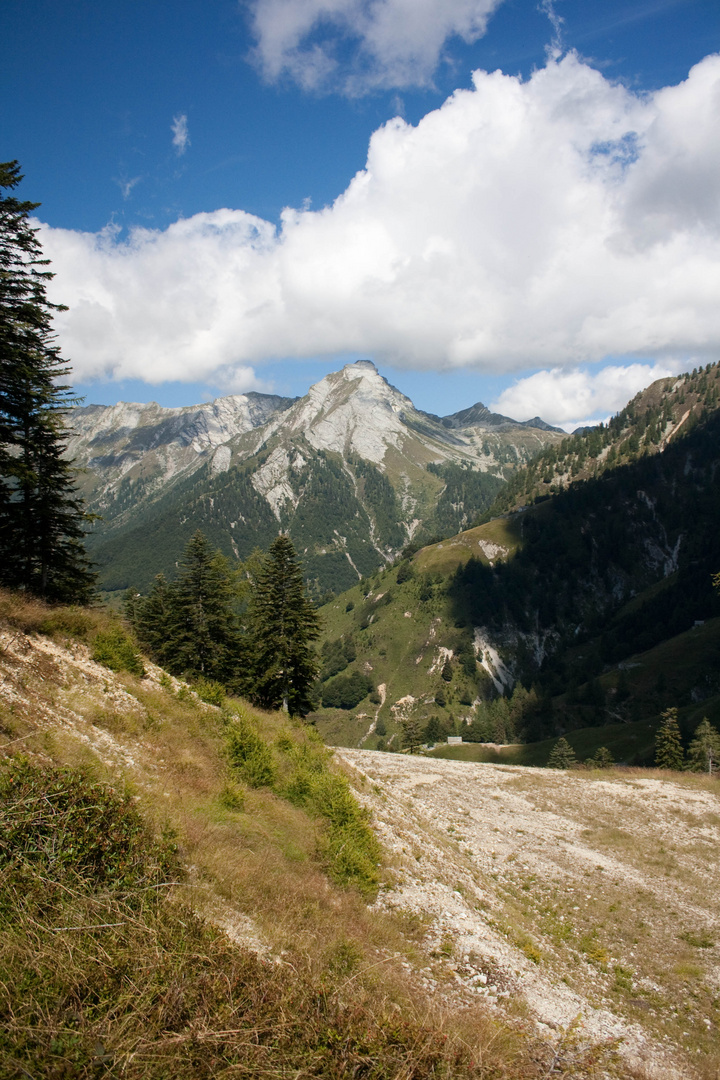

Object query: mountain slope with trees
[310,366,720,758]
[70,362,563,597]
[482,364,720,518]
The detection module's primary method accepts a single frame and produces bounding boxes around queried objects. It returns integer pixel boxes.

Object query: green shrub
[92,626,145,677]
[194,678,226,707]
[219,782,246,812]
[275,741,380,897]
[306,771,381,896]
[0,757,177,894]
[227,718,275,787]
[38,606,97,641]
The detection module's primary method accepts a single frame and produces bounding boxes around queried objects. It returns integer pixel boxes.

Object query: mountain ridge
[70,361,564,595]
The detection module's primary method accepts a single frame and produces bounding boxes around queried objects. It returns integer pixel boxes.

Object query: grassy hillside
[2,589,609,1080]
[312,554,720,765]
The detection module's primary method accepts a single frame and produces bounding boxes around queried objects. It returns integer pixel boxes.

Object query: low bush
[0,757,177,893]
[280,741,381,897]
[227,716,276,787]
[92,626,145,677]
[194,677,226,706]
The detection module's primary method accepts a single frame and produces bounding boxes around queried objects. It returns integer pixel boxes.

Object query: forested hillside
[483,363,720,517]
[310,365,720,758]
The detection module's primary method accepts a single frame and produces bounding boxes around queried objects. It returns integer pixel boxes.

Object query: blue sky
[2,0,719,428]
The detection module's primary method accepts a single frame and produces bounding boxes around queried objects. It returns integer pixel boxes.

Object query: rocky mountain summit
[70,361,563,595]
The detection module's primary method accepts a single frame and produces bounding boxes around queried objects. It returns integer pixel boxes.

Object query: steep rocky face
[68,392,296,521]
[69,361,563,594]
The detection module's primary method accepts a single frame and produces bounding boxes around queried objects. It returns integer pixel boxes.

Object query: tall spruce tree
[170,531,240,682]
[130,574,178,671]
[0,161,94,602]
[655,706,684,770]
[246,534,319,716]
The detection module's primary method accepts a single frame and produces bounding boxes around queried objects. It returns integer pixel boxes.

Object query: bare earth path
[337,748,720,1079]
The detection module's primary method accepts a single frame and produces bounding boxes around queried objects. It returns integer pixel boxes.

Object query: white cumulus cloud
[171,113,190,154]
[249,0,503,93]
[490,362,690,431]
[41,52,720,398]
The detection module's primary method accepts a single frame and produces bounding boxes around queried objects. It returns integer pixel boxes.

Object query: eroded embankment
[337,747,720,1079]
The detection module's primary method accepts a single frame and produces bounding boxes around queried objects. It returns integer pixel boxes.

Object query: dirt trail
[337,748,720,1079]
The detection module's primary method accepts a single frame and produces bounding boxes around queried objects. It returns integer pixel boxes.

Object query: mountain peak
[343,359,378,375]
[280,360,413,464]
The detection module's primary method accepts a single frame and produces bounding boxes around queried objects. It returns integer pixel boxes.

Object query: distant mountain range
[69,361,564,595]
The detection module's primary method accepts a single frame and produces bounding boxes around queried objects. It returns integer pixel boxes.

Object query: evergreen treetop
[130,534,241,684]
[687,718,720,775]
[172,531,240,682]
[401,716,425,753]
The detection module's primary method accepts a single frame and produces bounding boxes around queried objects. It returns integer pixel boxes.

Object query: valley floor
[338,748,720,1080]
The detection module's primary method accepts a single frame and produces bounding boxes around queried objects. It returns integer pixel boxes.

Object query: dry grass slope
[0,589,701,1078]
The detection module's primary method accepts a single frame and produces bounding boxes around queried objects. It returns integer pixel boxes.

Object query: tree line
[125,531,320,716]
[546,708,720,772]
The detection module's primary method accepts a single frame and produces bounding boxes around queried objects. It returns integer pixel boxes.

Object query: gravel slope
[337,748,720,1079]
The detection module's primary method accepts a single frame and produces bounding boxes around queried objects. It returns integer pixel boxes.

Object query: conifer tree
[590,746,615,769]
[0,161,94,602]
[655,706,684,770]
[246,534,319,716]
[687,718,720,775]
[131,574,178,671]
[424,714,441,744]
[402,716,425,753]
[547,736,576,769]
[171,531,240,682]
